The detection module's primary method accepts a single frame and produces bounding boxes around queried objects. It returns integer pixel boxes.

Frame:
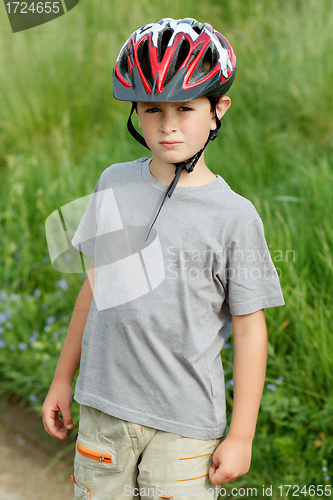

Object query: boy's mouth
[159,141,182,148]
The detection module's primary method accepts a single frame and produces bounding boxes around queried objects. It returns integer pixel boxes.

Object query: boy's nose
[160,111,177,135]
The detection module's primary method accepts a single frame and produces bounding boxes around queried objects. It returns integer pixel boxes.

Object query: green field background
[0,1,332,497]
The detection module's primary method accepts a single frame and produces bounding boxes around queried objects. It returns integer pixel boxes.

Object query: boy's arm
[209,309,268,486]
[42,263,94,440]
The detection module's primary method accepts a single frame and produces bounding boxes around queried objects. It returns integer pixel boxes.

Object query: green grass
[0,0,332,497]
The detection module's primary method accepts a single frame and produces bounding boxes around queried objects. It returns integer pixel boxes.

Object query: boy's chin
[152,152,193,169]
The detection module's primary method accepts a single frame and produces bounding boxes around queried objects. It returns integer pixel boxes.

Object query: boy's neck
[149,156,217,188]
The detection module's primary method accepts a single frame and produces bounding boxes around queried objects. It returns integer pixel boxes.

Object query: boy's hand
[42,381,74,440]
[209,436,252,486]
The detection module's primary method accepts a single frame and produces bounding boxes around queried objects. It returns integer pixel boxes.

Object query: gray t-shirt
[72,157,284,439]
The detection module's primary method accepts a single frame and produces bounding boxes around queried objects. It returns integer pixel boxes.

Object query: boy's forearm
[52,270,94,385]
[227,309,268,442]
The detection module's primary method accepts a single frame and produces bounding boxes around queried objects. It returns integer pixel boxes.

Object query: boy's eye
[145,107,161,113]
[178,106,193,112]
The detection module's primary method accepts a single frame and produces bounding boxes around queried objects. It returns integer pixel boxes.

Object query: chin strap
[127,104,150,150]
[126,103,221,240]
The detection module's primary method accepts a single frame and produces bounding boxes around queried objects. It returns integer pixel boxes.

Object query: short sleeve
[71,179,126,261]
[71,181,100,259]
[224,218,284,315]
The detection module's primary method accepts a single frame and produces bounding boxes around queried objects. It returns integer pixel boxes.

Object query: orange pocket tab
[77,442,112,464]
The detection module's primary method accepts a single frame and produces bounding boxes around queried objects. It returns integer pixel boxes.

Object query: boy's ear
[210,96,231,132]
[216,95,231,120]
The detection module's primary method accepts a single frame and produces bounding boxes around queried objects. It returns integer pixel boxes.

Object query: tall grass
[0,0,332,496]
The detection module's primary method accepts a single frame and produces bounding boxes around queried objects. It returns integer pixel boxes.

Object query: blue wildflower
[0,311,11,324]
[44,326,51,333]
[224,343,231,350]
[0,340,7,348]
[266,384,277,391]
[18,343,28,351]
[276,377,284,385]
[6,322,13,329]
[33,289,42,298]
[29,395,38,403]
[29,331,39,344]
[46,316,56,325]
[55,279,69,291]
[0,291,8,302]
[226,380,234,388]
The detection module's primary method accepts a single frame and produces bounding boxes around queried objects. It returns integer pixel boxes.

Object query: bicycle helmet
[113,17,236,102]
[113,18,236,238]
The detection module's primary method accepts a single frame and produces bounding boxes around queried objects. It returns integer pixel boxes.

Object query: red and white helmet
[113,17,236,102]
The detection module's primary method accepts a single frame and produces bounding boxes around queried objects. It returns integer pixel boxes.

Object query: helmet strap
[127,103,151,150]
[209,112,221,141]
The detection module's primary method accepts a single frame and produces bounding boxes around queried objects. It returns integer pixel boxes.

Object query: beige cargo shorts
[72,405,223,499]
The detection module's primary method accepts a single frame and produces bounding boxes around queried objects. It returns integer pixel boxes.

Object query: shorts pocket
[72,475,91,500]
[75,432,120,473]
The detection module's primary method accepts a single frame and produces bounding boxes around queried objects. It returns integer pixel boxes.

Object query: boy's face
[136,97,222,168]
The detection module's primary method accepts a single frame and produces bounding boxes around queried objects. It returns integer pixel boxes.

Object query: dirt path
[0,402,74,500]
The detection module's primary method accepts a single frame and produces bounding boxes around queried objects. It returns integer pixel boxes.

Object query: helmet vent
[175,39,190,73]
[202,47,212,73]
[202,46,218,73]
[192,25,204,35]
[164,38,190,88]
[215,33,229,51]
[118,47,131,84]
[139,23,153,35]
[138,38,153,87]
[158,28,174,62]
[188,44,218,85]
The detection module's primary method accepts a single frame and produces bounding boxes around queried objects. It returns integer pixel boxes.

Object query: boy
[42,18,284,499]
